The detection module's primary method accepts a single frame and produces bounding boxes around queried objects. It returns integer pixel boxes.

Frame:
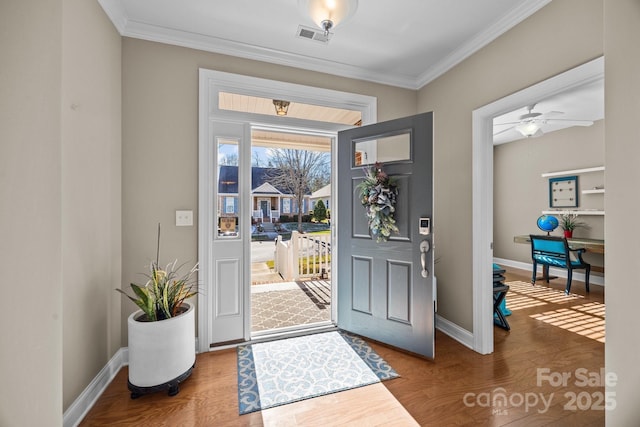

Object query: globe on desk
[536,214,559,234]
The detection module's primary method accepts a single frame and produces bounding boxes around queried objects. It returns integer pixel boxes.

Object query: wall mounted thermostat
[419,217,431,235]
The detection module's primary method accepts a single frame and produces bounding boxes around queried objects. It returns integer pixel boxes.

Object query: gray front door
[337,113,435,358]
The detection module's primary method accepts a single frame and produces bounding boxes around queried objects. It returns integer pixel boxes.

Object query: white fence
[253,209,281,222]
[274,231,331,281]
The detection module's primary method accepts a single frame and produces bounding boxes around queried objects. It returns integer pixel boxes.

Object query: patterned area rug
[237,330,399,414]
[251,281,331,332]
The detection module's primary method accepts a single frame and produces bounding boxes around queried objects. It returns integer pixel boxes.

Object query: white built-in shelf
[542,210,605,216]
[541,166,605,178]
[582,189,605,194]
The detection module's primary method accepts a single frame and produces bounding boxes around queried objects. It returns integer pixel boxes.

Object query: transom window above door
[219,92,362,126]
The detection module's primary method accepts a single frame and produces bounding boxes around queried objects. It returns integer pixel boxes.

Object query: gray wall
[61,0,122,411]
[0,0,122,423]
[494,120,605,270]
[417,0,604,331]
[4,0,640,423]
[1,1,63,424]
[121,38,418,344]
[604,0,640,424]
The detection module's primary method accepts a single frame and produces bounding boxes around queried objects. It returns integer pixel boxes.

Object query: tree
[267,149,329,232]
[313,199,327,223]
[220,152,238,166]
[309,173,330,193]
[251,149,263,167]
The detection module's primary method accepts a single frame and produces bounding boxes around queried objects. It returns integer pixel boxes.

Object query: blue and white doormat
[237,330,399,414]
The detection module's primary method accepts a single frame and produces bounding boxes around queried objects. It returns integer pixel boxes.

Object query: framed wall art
[549,175,578,208]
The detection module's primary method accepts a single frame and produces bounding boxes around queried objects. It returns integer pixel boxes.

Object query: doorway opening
[248,127,334,335]
[471,57,604,354]
[198,69,377,351]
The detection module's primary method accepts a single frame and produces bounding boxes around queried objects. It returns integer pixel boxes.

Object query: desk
[513,235,605,254]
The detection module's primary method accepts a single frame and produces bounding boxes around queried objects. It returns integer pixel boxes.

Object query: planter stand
[127,303,196,399]
[128,363,195,399]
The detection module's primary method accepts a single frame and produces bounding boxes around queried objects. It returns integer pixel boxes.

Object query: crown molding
[99,0,551,90]
[122,20,419,89]
[415,0,552,88]
[97,0,127,34]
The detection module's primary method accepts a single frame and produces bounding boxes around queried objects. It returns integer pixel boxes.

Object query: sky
[218,143,272,166]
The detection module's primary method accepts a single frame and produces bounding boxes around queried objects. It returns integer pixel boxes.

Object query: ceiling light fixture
[514,104,544,137]
[515,122,543,138]
[299,0,358,36]
[273,100,290,116]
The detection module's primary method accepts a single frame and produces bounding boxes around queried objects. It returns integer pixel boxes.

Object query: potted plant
[558,213,587,238]
[117,224,198,398]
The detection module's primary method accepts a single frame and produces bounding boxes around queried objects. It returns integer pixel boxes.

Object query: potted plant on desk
[117,224,198,398]
[559,213,587,238]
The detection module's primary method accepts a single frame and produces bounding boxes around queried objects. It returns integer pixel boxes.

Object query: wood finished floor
[80,267,605,426]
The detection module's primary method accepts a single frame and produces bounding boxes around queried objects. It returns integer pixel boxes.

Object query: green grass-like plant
[559,213,589,231]
[117,224,198,321]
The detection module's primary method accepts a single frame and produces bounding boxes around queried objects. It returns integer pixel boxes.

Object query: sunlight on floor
[573,301,606,317]
[504,293,548,311]
[507,280,584,304]
[503,280,584,311]
[504,280,605,343]
[530,305,605,343]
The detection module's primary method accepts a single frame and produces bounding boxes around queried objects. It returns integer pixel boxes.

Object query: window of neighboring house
[217,138,239,237]
[225,197,236,214]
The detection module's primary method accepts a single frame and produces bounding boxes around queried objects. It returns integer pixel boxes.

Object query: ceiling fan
[494,104,594,138]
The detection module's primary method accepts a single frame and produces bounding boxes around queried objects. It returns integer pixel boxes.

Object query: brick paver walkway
[251,280,331,332]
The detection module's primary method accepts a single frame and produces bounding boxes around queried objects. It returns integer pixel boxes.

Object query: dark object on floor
[493,265,510,331]
[529,234,591,294]
[128,364,195,399]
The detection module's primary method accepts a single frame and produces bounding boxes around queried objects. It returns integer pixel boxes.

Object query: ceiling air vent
[295,25,331,44]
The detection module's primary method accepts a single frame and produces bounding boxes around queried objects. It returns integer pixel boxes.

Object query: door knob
[420,240,430,278]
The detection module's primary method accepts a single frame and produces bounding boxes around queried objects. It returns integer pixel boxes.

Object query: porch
[251,280,331,332]
[252,209,280,224]
[250,232,332,332]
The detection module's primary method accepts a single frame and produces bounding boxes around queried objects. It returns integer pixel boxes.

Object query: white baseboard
[63,347,128,427]
[435,314,474,350]
[493,257,605,286]
[63,337,205,426]
[62,320,473,425]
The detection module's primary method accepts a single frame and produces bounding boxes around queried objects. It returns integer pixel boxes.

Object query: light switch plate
[176,210,193,226]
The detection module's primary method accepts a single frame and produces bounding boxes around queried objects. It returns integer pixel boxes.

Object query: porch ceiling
[252,130,332,152]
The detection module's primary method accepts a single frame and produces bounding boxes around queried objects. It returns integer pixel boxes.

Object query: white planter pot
[127,303,196,397]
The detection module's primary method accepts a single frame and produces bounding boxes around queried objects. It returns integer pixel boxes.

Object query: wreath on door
[356,162,399,242]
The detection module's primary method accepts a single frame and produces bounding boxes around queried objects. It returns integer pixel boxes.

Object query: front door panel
[208,120,247,345]
[337,113,434,358]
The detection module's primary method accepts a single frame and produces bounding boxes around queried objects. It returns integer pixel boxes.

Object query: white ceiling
[98,0,550,90]
[493,78,605,145]
[97,0,602,142]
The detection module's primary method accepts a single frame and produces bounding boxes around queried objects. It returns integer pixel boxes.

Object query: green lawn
[251,222,330,241]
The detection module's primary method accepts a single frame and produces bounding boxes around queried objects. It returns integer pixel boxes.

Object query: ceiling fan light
[299,0,358,34]
[515,122,543,138]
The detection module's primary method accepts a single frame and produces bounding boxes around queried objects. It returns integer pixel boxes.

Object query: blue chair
[530,234,591,294]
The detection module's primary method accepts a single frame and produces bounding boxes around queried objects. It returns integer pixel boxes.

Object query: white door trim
[471,56,604,354]
[198,69,377,352]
